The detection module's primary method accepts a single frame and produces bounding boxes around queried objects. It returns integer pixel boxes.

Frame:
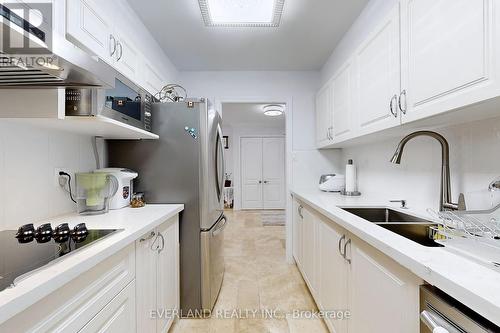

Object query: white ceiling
[222,103,286,128]
[127,0,368,71]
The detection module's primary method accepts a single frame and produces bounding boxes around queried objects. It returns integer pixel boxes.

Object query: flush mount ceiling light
[198,0,285,27]
[263,104,284,116]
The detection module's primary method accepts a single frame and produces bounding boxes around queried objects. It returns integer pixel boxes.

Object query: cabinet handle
[139,231,155,242]
[390,94,398,117]
[326,129,331,140]
[264,180,268,184]
[338,234,346,257]
[109,34,117,56]
[258,180,262,184]
[298,205,303,219]
[158,233,165,253]
[328,127,334,140]
[398,89,407,115]
[116,42,123,61]
[343,238,352,264]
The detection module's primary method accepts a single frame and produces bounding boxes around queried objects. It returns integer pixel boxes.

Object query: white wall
[342,117,500,211]
[178,71,343,191]
[0,121,98,230]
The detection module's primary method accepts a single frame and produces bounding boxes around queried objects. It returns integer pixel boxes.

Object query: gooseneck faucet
[390,131,466,211]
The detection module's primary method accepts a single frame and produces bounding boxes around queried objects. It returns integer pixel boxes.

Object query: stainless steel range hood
[0,4,115,88]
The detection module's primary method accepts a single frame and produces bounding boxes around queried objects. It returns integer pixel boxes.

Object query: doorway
[241,136,285,210]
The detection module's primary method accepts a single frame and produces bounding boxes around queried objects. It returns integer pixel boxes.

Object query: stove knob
[16,223,35,243]
[53,223,70,243]
[16,223,35,238]
[72,223,88,236]
[35,223,53,243]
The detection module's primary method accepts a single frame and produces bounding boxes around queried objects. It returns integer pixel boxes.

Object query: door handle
[212,216,227,236]
[343,238,352,264]
[109,34,117,56]
[398,89,407,115]
[157,233,165,253]
[420,310,451,333]
[390,94,398,117]
[338,235,346,257]
[116,42,123,61]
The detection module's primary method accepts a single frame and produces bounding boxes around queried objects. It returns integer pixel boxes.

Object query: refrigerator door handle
[212,216,227,236]
[215,123,225,201]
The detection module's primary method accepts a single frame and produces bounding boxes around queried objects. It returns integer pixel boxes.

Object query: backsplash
[0,121,99,230]
[342,116,500,211]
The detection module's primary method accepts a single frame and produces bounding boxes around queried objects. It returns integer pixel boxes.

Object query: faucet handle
[390,200,407,209]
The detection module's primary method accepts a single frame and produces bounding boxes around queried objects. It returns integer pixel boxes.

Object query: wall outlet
[54,168,71,187]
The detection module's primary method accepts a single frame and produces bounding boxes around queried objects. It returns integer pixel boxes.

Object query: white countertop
[0,204,184,325]
[291,188,500,327]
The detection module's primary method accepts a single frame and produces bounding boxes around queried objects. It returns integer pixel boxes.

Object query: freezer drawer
[201,215,226,311]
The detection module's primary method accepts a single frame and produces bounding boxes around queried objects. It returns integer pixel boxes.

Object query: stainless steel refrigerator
[106,98,226,314]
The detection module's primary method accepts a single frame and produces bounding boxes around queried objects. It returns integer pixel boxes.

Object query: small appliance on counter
[319,174,345,192]
[75,172,118,215]
[94,168,138,210]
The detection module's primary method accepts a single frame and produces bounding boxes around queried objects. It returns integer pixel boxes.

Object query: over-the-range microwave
[65,74,153,132]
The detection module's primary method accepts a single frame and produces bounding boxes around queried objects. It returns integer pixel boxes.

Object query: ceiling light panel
[199,0,285,27]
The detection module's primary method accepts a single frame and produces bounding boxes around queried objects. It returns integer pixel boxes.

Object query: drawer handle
[420,310,450,333]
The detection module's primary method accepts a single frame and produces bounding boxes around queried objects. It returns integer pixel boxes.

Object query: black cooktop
[0,227,120,292]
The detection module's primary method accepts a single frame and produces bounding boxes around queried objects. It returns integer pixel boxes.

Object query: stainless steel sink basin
[342,207,430,223]
[341,207,443,247]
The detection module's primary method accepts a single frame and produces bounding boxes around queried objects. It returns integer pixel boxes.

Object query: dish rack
[428,208,500,269]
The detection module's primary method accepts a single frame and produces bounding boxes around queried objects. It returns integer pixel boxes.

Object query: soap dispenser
[341,159,361,196]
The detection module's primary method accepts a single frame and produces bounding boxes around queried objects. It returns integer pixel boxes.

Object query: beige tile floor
[169,210,329,333]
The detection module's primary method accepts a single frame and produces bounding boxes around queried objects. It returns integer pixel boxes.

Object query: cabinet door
[401,0,500,123]
[318,219,348,333]
[348,237,420,333]
[136,231,159,333]
[114,33,139,81]
[66,0,114,62]
[79,280,136,333]
[316,82,333,147]
[301,207,318,295]
[142,61,165,97]
[354,3,401,135]
[292,200,303,267]
[332,61,354,142]
[157,219,179,333]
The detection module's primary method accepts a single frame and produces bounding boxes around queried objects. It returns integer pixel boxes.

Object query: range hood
[0,4,115,88]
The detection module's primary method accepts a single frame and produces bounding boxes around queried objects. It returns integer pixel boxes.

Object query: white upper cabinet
[113,31,139,81]
[66,0,114,63]
[354,3,402,136]
[65,0,169,93]
[332,61,354,141]
[400,0,500,123]
[316,81,334,147]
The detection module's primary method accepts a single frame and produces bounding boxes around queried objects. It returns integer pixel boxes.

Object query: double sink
[341,207,443,247]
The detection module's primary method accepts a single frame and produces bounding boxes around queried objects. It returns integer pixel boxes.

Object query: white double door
[241,137,285,210]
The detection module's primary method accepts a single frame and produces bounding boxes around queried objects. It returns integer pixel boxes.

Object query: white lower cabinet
[293,199,422,333]
[318,217,349,333]
[79,280,136,333]
[292,200,303,267]
[135,216,180,333]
